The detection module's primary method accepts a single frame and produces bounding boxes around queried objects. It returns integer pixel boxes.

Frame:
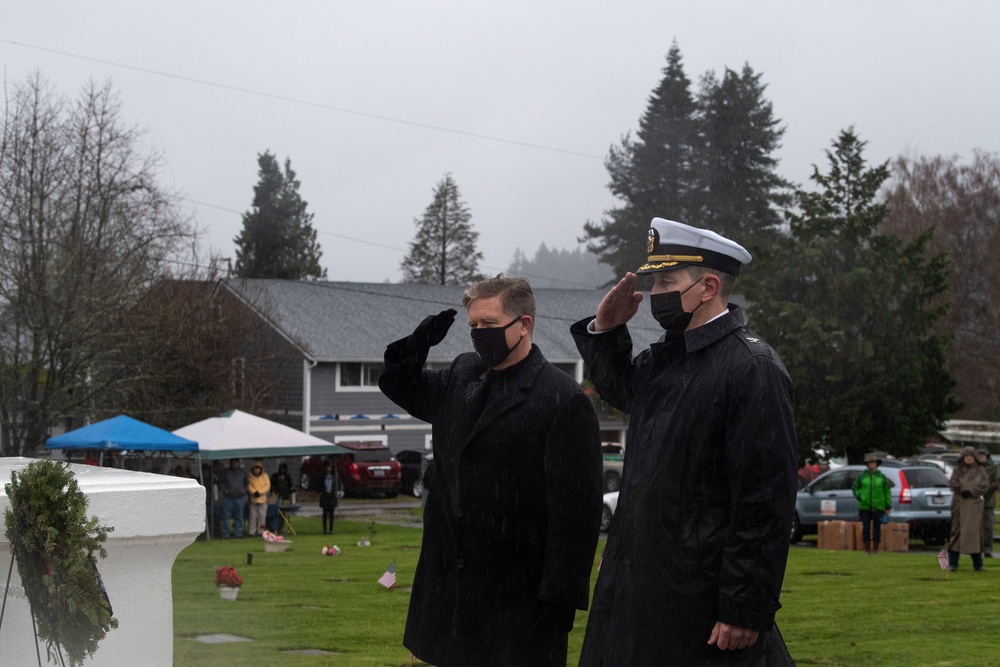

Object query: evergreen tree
[741,129,958,464]
[696,64,791,248]
[506,243,613,289]
[582,42,700,279]
[583,44,789,278]
[234,151,325,279]
[402,173,482,285]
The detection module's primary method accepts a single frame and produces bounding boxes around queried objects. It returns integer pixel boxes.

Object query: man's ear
[701,274,721,301]
[520,315,533,336]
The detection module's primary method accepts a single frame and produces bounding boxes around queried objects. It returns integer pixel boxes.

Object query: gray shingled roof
[222,278,672,363]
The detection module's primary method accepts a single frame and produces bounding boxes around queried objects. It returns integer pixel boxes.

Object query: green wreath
[4,460,118,667]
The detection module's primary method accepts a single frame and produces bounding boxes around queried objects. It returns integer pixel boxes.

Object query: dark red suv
[335,441,402,498]
[299,442,404,497]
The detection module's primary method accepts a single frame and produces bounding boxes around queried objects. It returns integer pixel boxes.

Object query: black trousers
[859,509,885,543]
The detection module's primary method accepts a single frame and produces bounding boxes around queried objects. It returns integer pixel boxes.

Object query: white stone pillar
[0,458,204,666]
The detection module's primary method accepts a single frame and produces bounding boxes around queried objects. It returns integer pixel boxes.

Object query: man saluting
[380,274,603,667]
[573,218,798,666]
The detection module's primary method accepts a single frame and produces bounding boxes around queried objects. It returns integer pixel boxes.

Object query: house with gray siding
[221,279,673,456]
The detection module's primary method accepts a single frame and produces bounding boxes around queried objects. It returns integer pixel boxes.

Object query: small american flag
[937,549,949,571]
[378,562,396,589]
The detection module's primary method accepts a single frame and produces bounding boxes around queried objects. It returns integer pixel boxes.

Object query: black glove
[961,490,973,499]
[253,491,261,498]
[409,309,457,353]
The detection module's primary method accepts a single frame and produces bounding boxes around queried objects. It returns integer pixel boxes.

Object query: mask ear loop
[506,315,527,352]
[681,277,706,316]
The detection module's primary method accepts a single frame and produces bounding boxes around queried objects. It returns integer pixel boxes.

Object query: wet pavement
[293,499,424,527]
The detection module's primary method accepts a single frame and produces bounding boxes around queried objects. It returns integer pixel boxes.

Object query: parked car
[921,442,949,455]
[797,459,830,489]
[883,457,955,478]
[300,442,403,498]
[791,464,953,545]
[299,455,341,494]
[602,443,624,493]
[396,449,427,498]
[601,491,619,532]
[916,453,956,477]
[335,442,402,498]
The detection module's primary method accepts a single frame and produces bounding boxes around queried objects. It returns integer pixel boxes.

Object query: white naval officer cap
[636,217,752,276]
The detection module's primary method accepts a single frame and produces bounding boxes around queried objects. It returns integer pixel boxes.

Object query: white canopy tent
[173,409,349,459]
[173,409,350,539]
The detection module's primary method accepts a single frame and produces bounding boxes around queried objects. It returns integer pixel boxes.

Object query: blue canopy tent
[45,415,198,463]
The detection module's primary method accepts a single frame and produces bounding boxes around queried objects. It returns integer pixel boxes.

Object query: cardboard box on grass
[817,520,855,551]
[851,521,864,549]
[879,522,909,552]
[850,519,909,552]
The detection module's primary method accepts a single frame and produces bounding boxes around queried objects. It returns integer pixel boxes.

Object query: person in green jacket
[852,452,893,554]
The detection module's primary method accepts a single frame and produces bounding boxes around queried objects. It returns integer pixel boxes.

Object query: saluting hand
[414,308,457,349]
[594,273,643,331]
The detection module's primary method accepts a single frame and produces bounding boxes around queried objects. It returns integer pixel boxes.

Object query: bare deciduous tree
[0,74,199,455]
[111,278,297,431]
[882,151,1000,420]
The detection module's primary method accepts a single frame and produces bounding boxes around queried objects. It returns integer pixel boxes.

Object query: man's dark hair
[686,266,736,300]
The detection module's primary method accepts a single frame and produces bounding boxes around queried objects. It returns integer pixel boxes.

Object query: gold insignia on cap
[646,254,704,264]
[636,254,706,274]
[647,229,656,254]
[637,260,680,272]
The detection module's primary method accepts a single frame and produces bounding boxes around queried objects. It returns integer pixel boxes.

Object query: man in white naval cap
[572,218,798,666]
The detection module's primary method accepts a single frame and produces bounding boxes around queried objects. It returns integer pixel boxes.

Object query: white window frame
[333,434,388,446]
[336,361,382,392]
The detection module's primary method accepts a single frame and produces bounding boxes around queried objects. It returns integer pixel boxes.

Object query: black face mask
[650,278,703,332]
[471,317,523,368]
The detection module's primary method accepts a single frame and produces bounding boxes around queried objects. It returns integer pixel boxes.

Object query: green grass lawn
[173,519,1000,666]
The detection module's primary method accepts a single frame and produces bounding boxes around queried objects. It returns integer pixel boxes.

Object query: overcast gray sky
[3,1,998,285]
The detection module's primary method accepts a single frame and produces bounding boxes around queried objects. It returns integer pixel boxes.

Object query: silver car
[601,491,619,532]
[792,464,953,544]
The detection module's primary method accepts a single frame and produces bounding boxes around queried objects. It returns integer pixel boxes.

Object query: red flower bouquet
[214,565,243,588]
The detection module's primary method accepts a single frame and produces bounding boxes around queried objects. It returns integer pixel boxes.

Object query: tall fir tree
[582,42,700,279]
[583,44,789,278]
[696,64,791,249]
[234,151,325,279]
[402,173,482,285]
[741,129,958,464]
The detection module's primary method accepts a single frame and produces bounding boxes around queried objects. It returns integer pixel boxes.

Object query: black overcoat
[572,307,798,666]
[379,341,603,667]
